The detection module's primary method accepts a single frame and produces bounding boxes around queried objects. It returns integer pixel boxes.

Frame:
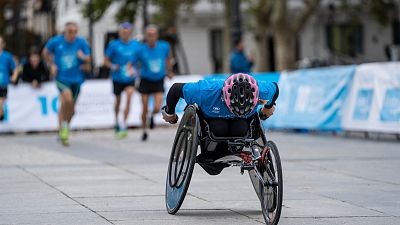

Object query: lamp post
[143,0,148,34]
[231,0,242,47]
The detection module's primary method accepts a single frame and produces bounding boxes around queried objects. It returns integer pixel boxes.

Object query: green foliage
[83,0,197,28]
[115,0,141,23]
[82,0,114,22]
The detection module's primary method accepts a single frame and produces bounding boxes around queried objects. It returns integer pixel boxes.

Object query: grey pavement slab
[0,128,399,224]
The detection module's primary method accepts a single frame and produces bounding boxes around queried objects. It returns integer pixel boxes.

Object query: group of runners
[1,21,173,146]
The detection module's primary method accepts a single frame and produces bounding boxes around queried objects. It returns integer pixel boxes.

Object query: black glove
[161,106,179,124]
[258,108,269,121]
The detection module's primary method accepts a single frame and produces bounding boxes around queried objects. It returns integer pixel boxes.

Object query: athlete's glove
[258,108,269,120]
[161,106,179,124]
[259,103,275,121]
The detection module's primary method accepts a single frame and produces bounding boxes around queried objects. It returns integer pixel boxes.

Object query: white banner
[342,62,400,133]
[0,75,203,133]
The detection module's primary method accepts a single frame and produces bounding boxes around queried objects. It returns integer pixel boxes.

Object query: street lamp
[231,0,242,47]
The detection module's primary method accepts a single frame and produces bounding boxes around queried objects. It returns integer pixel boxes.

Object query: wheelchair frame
[165,104,283,225]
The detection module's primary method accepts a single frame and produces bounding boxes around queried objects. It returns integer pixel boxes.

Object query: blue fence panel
[268,65,356,131]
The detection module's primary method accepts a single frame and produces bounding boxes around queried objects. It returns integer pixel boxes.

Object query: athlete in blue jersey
[162,73,278,135]
[0,36,18,121]
[43,22,91,146]
[134,25,173,141]
[162,73,278,174]
[104,22,140,138]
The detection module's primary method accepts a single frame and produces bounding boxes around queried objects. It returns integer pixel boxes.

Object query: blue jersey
[183,79,277,119]
[134,41,170,81]
[105,39,141,83]
[44,35,91,84]
[0,51,16,87]
[230,50,253,74]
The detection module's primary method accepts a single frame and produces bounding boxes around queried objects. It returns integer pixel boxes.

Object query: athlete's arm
[42,46,57,78]
[104,57,119,71]
[165,43,174,79]
[162,83,185,123]
[259,82,279,120]
[166,83,185,114]
[77,50,91,63]
[10,56,19,84]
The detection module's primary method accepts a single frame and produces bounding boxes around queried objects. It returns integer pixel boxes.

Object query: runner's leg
[123,86,134,124]
[141,94,149,140]
[114,95,121,128]
[0,98,5,119]
[153,92,163,115]
[60,90,74,124]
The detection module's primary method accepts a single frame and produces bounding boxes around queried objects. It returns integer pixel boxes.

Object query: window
[326,24,363,57]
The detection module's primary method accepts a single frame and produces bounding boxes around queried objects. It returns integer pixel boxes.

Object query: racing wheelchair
[165,105,283,225]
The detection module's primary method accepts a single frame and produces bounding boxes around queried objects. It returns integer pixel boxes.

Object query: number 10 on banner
[38,96,59,116]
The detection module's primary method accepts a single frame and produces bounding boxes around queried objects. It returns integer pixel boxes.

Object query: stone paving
[0,128,399,224]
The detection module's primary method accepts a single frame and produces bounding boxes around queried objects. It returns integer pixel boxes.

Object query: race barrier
[0,63,399,134]
[268,66,356,131]
[342,63,400,133]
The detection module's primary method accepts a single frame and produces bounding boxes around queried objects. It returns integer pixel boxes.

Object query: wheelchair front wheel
[165,105,199,214]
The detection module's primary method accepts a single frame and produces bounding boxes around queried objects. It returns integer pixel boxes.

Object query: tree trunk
[274,28,296,71]
[254,30,270,72]
[223,0,232,73]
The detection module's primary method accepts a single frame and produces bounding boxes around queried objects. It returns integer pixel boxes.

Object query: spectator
[230,38,254,74]
[21,48,49,88]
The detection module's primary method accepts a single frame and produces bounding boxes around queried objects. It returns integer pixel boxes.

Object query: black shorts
[138,78,164,94]
[56,80,81,102]
[113,80,135,96]
[0,87,7,98]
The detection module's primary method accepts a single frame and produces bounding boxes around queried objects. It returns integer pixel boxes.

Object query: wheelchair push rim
[260,140,283,225]
[165,105,199,214]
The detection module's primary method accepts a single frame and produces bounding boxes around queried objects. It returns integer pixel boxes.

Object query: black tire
[260,140,283,225]
[165,105,199,214]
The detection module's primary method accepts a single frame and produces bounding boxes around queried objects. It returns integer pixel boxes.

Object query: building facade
[55,0,398,75]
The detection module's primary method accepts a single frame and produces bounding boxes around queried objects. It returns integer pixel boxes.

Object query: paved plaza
[0,128,399,225]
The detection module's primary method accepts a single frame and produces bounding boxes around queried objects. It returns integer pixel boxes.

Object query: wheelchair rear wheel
[260,140,283,225]
[165,105,199,214]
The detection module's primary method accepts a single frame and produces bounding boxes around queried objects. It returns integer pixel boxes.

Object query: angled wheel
[260,140,283,225]
[165,105,199,214]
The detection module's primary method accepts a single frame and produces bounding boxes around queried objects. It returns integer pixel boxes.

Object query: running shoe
[149,116,155,129]
[142,132,148,141]
[116,129,128,139]
[114,124,120,133]
[59,127,69,146]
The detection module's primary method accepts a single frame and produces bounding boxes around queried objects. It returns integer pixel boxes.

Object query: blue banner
[268,65,356,131]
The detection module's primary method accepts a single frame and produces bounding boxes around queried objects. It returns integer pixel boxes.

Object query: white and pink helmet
[222,73,259,117]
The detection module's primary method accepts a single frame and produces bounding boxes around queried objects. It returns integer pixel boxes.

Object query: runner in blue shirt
[43,22,91,146]
[134,25,173,141]
[0,36,19,121]
[104,22,140,139]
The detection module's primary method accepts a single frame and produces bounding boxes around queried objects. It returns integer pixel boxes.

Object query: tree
[271,0,320,71]
[82,0,140,24]
[246,0,273,72]
[244,0,320,71]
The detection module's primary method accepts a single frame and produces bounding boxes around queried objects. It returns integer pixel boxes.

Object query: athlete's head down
[222,73,259,117]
